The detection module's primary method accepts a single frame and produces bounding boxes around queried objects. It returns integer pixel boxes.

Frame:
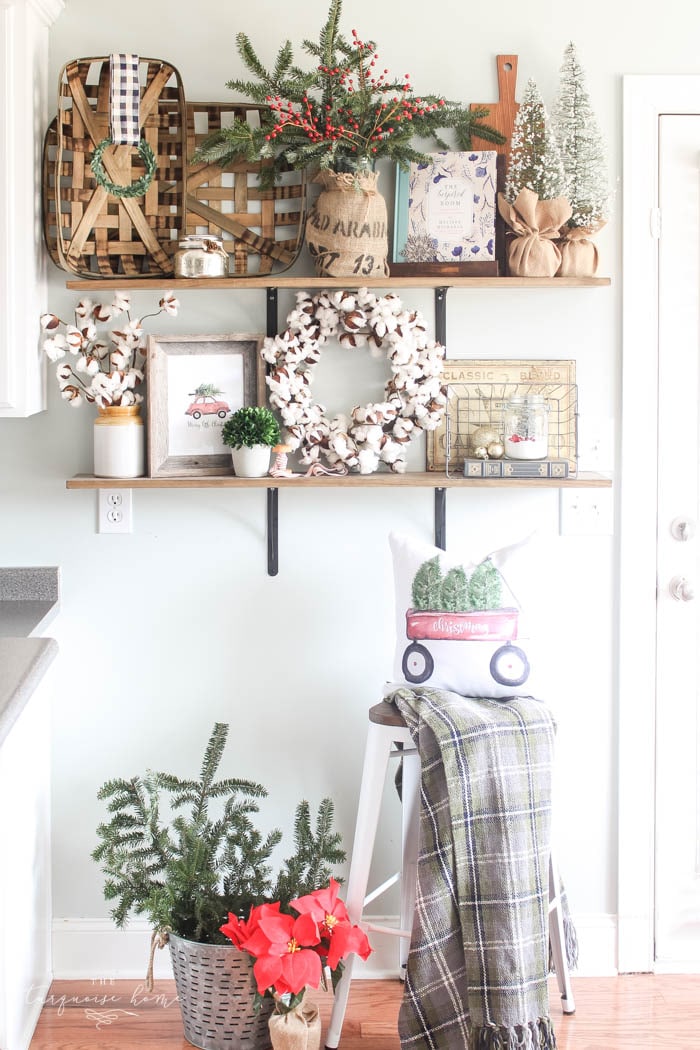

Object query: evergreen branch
[318,0,342,69]
[235,31,278,85]
[273,41,294,81]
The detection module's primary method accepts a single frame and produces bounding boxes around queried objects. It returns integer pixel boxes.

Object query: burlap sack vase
[497,189,572,277]
[305,169,389,279]
[557,223,604,277]
[268,1002,321,1050]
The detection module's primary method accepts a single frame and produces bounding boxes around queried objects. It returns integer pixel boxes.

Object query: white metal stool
[325,701,576,1049]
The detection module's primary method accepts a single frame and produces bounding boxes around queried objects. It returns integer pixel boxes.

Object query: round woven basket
[169,933,273,1050]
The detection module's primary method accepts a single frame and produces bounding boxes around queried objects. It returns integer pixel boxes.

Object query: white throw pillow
[388,531,545,700]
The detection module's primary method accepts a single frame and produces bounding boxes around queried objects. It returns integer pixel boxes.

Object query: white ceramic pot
[230,444,272,478]
[93,405,145,478]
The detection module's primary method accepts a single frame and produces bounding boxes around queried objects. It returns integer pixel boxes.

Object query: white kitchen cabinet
[0,0,64,416]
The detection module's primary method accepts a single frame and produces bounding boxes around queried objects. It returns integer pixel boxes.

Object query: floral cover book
[393,150,500,271]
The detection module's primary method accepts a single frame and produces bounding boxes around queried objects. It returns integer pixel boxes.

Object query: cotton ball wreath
[261,288,447,474]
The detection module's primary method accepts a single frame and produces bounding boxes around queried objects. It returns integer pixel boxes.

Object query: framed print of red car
[185,395,231,420]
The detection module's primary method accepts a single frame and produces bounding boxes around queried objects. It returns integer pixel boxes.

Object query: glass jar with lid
[174,235,229,278]
[503,394,550,460]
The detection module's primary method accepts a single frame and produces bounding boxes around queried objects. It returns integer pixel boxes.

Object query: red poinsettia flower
[324,919,372,970]
[290,877,350,934]
[252,912,323,996]
[291,877,371,968]
[220,902,281,949]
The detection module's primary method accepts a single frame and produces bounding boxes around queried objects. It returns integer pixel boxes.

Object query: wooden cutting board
[469,54,520,155]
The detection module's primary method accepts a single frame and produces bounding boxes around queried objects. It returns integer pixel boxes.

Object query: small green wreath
[90,137,157,199]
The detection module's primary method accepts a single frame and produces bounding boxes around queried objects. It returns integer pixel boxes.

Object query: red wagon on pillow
[402,607,530,688]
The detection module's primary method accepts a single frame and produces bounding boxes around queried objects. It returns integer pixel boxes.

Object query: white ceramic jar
[93,405,145,478]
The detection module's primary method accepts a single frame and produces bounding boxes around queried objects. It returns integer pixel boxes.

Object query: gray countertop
[0,567,60,747]
[0,637,59,747]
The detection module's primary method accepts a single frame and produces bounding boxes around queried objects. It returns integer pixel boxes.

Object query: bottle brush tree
[505,78,567,203]
[552,42,610,228]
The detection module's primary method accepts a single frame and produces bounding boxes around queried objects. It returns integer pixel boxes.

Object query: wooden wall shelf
[67,472,612,576]
[63,277,611,573]
[65,275,611,291]
[66,471,611,490]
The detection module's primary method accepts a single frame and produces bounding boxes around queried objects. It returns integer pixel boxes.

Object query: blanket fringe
[473,1017,557,1049]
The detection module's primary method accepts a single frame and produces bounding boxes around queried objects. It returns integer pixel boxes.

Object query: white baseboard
[52,912,618,981]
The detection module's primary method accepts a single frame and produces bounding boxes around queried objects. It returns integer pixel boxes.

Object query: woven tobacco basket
[46,56,186,278]
[44,93,307,278]
[185,102,306,276]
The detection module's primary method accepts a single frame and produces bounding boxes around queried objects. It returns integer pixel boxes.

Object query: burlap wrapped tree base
[268,1002,321,1050]
[305,169,389,278]
[498,188,572,277]
[557,223,604,277]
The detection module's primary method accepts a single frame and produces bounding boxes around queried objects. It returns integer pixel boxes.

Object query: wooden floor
[28,975,700,1050]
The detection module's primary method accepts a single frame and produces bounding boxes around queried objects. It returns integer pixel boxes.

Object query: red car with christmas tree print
[185,384,231,420]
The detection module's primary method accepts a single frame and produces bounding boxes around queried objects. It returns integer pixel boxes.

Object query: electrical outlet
[559,489,614,536]
[97,490,133,534]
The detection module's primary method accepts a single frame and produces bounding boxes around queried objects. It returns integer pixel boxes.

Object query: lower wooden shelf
[66,471,611,575]
[66,470,611,490]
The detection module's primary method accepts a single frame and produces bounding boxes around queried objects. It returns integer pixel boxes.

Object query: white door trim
[619,75,700,972]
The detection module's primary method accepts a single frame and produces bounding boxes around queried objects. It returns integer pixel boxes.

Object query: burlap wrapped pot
[557,223,604,277]
[305,169,389,279]
[268,1001,321,1050]
[497,189,572,277]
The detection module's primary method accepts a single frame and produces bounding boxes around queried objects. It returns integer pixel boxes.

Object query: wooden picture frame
[147,333,266,477]
[391,153,506,277]
[427,359,578,474]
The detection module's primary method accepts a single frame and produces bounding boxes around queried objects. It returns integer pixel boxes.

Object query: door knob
[671,517,696,541]
[669,576,695,601]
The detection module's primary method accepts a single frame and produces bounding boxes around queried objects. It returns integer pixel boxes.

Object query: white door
[654,114,700,969]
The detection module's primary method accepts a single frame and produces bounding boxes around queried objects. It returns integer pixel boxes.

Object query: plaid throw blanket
[389,686,557,1050]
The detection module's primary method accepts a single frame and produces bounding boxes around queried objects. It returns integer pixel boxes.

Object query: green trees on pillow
[411,556,503,612]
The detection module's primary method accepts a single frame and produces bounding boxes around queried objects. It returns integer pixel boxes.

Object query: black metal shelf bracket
[434,286,448,347]
[266,286,279,338]
[434,487,447,550]
[267,488,279,576]
[433,288,449,550]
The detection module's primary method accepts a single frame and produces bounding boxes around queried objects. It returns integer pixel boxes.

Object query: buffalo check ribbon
[109,53,141,146]
[388,686,558,1050]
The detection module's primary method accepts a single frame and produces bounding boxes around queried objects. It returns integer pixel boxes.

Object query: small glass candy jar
[503,394,550,460]
[174,235,229,278]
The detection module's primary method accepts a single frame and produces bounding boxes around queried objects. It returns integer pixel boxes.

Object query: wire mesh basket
[428,365,578,478]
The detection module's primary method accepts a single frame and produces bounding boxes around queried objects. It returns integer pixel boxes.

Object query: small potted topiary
[222,406,281,477]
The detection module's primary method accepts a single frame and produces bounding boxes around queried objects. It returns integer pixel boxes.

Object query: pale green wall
[7,0,689,951]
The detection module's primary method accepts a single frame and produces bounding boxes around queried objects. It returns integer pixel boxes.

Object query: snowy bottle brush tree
[552,42,610,229]
[505,78,566,203]
[499,78,571,276]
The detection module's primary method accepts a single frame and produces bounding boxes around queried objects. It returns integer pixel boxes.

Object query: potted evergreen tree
[222,406,281,477]
[192,0,503,278]
[93,723,347,1050]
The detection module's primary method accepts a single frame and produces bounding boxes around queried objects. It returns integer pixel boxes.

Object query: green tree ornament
[441,565,470,611]
[412,556,444,610]
[467,559,502,611]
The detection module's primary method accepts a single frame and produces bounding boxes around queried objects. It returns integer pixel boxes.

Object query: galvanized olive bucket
[169,933,273,1050]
